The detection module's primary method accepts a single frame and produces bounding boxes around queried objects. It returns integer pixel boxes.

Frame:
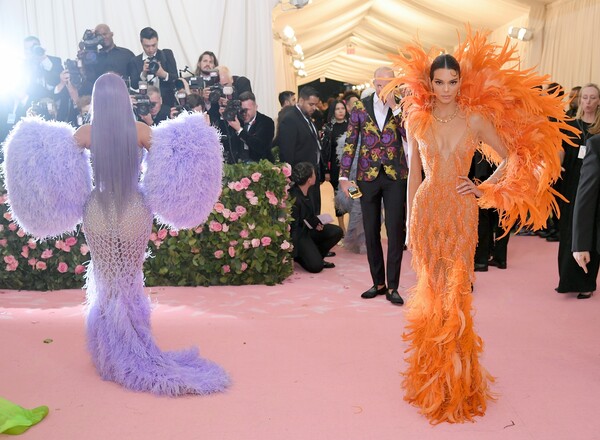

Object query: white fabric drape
[539,0,600,89]
[0,0,280,117]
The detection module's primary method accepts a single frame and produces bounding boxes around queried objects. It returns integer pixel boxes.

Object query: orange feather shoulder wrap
[385,29,578,232]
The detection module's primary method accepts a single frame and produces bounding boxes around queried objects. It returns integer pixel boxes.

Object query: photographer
[93,24,134,80]
[128,27,178,107]
[170,92,205,119]
[53,68,81,124]
[193,51,219,107]
[136,85,170,126]
[206,65,252,123]
[22,36,63,105]
[209,93,247,164]
[226,91,274,162]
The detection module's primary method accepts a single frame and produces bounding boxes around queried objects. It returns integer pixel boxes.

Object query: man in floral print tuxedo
[339,66,408,306]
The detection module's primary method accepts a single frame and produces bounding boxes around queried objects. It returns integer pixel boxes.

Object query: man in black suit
[572,133,600,299]
[128,27,178,107]
[278,86,322,213]
[22,36,62,105]
[226,91,274,162]
[138,85,170,126]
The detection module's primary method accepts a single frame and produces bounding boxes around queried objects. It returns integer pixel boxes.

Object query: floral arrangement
[0,160,294,290]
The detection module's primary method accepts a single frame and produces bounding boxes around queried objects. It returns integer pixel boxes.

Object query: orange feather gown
[385,29,577,424]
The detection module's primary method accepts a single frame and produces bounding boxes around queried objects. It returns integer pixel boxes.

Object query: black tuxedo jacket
[238,112,274,162]
[573,134,600,253]
[278,106,321,168]
[128,48,178,106]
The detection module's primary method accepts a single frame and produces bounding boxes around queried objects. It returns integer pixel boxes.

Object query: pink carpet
[1,235,598,439]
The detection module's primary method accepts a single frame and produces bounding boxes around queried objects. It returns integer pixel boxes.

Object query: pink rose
[16,229,25,237]
[222,265,231,273]
[4,255,17,265]
[239,229,249,238]
[251,238,260,248]
[194,226,203,234]
[272,166,281,174]
[228,246,236,258]
[21,246,29,258]
[209,221,223,232]
[5,264,17,272]
[241,262,248,271]
[235,206,247,216]
[8,223,17,231]
[3,212,12,221]
[214,202,225,213]
[245,190,255,199]
[249,197,259,205]
[157,229,168,240]
[80,244,90,256]
[251,172,262,182]
[229,212,239,222]
[65,236,78,247]
[280,240,291,250]
[28,239,37,249]
[240,177,251,189]
[28,258,37,267]
[222,208,231,219]
[279,201,287,208]
[282,164,292,177]
[247,223,256,230]
[222,224,230,232]
[229,240,239,246]
[227,182,235,190]
[74,265,86,275]
[36,261,47,270]
[62,245,71,253]
[55,240,64,250]
[169,230,179,237]
[261,237,272,246]
[214,250,224,259]
[57,262,69,273]
[0,239,7,247]
[243,240,251,249]
[278,217,286,223]
[41,249,53,259]
[233,182,244,191]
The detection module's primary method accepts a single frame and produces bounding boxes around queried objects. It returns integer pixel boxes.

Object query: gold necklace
[432,106,459,123]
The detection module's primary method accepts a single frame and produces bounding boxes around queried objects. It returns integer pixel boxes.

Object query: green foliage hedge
[0,160,294,290]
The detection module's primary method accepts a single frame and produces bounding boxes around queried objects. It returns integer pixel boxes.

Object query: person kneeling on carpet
[290,162,343,273]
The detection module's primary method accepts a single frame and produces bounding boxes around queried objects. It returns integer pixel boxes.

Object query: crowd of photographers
[4,24,276,164]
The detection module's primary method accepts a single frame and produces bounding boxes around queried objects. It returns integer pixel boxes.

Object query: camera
[171,92,191,118]
[147,56,160,76]
[64,59,83,89]
[222,99,246,122]
[78,29,103,65]
[132,82,152,116]
[209,84,234,104]
[28,100,55,120]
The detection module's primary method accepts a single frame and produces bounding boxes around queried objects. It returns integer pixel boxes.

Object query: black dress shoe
[326,251,336,257]
[545,235,559,242]
[322,260,335,269]
[386,289,404,305]
[577,291,593,299]
[474,263,488,272]
[488,258,507,269]
[361,285,387,299]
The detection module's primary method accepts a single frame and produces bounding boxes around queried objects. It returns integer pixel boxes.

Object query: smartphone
[348,181,362,199]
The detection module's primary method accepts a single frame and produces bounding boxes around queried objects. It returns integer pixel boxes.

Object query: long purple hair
[90,73,139,214]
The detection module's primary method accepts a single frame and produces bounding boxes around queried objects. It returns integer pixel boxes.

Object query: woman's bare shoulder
[73,124,91,148]
[136,121,152,149]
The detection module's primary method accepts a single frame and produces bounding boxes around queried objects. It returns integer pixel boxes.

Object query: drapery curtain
[539,0,600,89]
[0,0,280,117]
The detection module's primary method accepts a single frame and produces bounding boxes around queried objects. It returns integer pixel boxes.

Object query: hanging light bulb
[283,26,295,40]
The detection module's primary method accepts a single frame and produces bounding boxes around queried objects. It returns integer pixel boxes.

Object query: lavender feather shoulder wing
[142,113,223,229]
[2,117,92,239]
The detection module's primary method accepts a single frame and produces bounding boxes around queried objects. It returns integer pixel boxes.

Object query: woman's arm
[406,128,422,248]
[136,121,152,149]
[73,124,91,148]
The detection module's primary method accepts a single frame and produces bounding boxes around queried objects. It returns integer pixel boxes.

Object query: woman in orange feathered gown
[387,31,576,424]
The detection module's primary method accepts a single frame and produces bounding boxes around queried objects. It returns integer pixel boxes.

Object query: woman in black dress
[556,83,600,298]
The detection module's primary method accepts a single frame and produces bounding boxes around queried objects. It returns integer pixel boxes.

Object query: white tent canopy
[0,0,598,118]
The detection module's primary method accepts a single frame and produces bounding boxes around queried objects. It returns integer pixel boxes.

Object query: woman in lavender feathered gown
[3,73,229,396]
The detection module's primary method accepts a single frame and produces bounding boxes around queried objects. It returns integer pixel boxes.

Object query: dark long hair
[429,54,461,80]
[326,99,348,123]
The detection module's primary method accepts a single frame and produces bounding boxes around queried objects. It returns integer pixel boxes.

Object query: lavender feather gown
[3,114,229,396]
